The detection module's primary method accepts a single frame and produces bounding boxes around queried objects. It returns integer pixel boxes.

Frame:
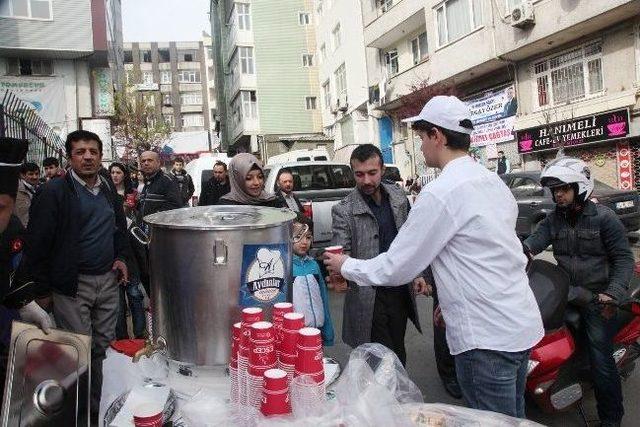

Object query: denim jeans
[454,348,530,418]
[578,302,623,423]
[115,280,146,339]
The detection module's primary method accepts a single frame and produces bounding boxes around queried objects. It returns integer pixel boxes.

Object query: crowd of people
[0,95,634,427]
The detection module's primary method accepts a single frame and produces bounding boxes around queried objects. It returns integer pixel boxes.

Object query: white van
[266,148,330,166]
[185,153,231,204]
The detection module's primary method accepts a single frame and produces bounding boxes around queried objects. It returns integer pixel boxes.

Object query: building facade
[210,0,329,157]
[0,0,123,162]
[358,0,640,188]
[314,0,372,160]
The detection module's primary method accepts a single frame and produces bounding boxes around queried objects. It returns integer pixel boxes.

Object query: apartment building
[123,40,213,134]
[361,0,640,189]
[210,0,329,157]
[314,0,372,159]
[0,0,123,161]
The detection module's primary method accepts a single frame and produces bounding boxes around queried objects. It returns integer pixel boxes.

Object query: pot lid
[144,206,297,230]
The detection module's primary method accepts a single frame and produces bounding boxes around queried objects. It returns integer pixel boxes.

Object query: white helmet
[540,157,594,203]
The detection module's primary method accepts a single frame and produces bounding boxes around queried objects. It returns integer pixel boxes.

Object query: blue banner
[239,243,290,308]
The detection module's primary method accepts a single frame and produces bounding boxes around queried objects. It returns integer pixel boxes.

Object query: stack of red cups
[247,321,277,409]
[278,312,305,383]
[261,368,292,416]
[293,327,326,410]
[229,322,242,404]
[272,302,294,358]
[238,307,263,406]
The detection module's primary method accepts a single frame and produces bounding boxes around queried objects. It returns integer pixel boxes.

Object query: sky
[122,0,211,42]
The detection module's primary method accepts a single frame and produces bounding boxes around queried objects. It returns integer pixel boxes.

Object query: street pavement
[323,248,640,426]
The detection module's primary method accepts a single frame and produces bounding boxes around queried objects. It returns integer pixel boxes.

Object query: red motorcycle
[526,260,640,422]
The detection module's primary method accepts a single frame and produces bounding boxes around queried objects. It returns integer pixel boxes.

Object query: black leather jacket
[524,200,634,302]
[137,171,182,222]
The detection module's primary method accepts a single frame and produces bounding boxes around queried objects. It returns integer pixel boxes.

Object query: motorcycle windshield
[528,259,570,331]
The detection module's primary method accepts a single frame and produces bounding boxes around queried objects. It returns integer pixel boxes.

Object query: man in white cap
[325,96,544,418]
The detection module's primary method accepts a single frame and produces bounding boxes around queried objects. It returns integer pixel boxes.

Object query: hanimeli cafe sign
[517,109,630,154]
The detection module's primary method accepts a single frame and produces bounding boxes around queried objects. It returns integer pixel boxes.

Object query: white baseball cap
[402,96,473,135]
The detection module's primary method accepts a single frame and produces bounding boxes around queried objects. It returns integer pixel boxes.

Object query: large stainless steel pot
[144,206,297,367]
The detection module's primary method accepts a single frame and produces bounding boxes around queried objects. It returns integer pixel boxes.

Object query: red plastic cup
[261,368,291,416]
[280,313,304,356]
[125,192,137,209]
[295,327,324,384]
[230,322,242,368]
[249,322,277,375]
[242,307,264,324]
[324,245,343,255]
[133,403,163,427]
[272,302,293,355]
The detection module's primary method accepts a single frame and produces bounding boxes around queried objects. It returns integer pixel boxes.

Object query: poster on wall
[616,141,633,190]
[81,119,114,162]
[465,85,517,147]
[0,76,67,130]
[92,68,115,117]
[239,244,290,308]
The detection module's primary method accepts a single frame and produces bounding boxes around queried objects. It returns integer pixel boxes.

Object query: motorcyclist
[524,156,634,427]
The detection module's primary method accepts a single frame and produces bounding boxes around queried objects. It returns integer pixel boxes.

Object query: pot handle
[130,226,150,246]
[213,239,228,265]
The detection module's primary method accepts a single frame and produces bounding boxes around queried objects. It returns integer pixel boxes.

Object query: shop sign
[616,141,633,190]
[517,109,630,154]
[239,244,290,308]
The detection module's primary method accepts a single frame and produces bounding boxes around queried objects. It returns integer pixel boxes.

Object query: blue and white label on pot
[239,243,289,307]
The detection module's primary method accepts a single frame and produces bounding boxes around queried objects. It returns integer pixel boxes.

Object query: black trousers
[433,290,457,382]
[371,286,412,366]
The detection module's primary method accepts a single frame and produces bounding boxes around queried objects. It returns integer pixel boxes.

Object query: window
[302,54,314,67]
[6,58,53,76]
[162,93,172,105]
[411,32,429,65]
[506,0,523,12]
[142,71,154,84]
[334,63,347,97]
[533,41,603,108]
[436,0,483,47]
[305,97,318,110]
[283,165,354,191]
[180,91,203,105]
[158,49,171,62]
[237,3,251,30]
[384,49,399,76]
[164,114,174,126]
[241,91,258,119]
[183,53,194,62]
[378,0,394,13]
[298,12,311,25]
[239,47,255,74]
[160,70,172,84]
[322,81,331,109]
[142,50,152,63]
[332,24,342,51]
[124,51,133,63]
[320,44,327,62]
[0,0,52,19]
[316,0,323,16]
[181,114,204,128]
[177,70,201,83]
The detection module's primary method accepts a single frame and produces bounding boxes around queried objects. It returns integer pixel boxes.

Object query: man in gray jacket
[331,144,426,365]
[524,157,633,427]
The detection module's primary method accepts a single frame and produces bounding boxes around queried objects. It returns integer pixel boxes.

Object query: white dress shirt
[342,156,544,355]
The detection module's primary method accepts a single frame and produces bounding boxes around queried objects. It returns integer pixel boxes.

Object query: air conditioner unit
[338,93,348,112]
[511,1,535,28]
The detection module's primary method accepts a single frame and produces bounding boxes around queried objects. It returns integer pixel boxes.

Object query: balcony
[377,60,431,110]
[363,0,425,49]
[230,116,260,141]
[495,0,639,61]
[181,104,203,113]
[227,73,257,100]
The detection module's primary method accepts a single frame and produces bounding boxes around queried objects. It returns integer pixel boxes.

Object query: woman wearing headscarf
[108,162,146,339]
[217,153,286,208]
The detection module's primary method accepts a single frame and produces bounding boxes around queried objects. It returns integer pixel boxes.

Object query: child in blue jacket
[291,214,334,346]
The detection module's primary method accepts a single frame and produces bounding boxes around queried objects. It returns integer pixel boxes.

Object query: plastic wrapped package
[179,389,265,427]
[401,403,545,427]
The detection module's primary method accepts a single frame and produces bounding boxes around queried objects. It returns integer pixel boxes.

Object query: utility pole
[210,0,229,152]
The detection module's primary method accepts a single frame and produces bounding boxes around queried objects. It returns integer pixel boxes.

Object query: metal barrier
[0,90,65,166]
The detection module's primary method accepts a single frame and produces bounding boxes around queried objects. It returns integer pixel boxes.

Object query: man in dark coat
[199,160,231,206]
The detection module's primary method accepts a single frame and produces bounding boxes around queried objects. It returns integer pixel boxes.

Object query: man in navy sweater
[24,130,129,422]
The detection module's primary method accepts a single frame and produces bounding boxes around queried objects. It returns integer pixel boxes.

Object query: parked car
[264,161,355,250]
[383,164,403,187]
[501,172,640,238]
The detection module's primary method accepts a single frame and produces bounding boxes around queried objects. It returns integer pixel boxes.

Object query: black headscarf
[0,137,29,198]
